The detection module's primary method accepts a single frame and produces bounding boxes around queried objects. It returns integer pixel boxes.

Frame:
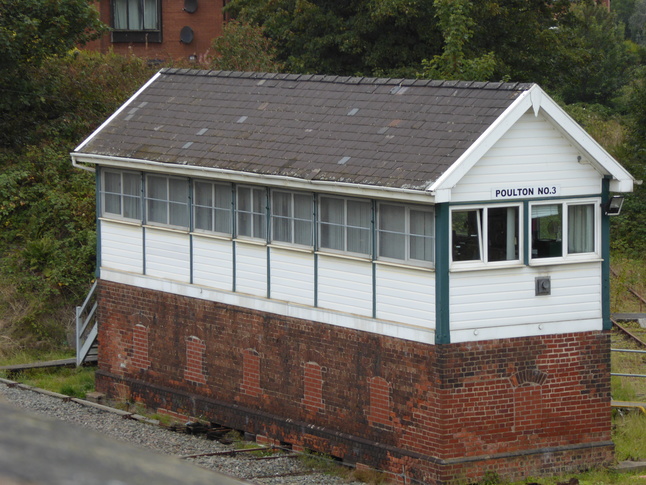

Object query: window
[531,202,596,259]
[271,191,313,246]
[237,186,266,239]
[145,175,189,228]
[319,196,371,256]
[112,0,161,43]
[102,170,141,220]
[378,203,434,264]
[451,205,520,264]
[194,181,232,235]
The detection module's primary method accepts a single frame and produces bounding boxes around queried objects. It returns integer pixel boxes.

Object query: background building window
[112,0,161,42]
[271,190,313,246]
[146,175,189,228]
[378,204,434,264]
[319,196,371,255]
[102,170,141,220]
[194,181,232,234]
[237,186,266,239]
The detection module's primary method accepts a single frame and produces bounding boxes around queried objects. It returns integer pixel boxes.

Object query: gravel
[0,380,363,485]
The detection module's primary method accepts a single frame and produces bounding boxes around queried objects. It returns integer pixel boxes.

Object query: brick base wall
[96,280,613,484]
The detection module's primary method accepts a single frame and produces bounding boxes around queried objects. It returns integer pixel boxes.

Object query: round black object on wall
[180,26,194,44]
[183,0,198,13]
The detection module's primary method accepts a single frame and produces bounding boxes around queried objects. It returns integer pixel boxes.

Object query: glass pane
[294,194,312,221]
[104,193,121,215]
[488,206,518,262]
[195,206,212,231]
[238,187,251,212]
[273,216,291,242]
[148,199,166,224]
[410,209,434,262]
[214,208,231,234]
[123,195,140,219]
[252,188,265,214]
[410,235,434,262]
[531,204,562,258]
[253,213,266,239]
[143,0,158,29]
[319,197,344,250]
[294,219,313,246]
[452,210,481,261]
[123,173,140,196]
[194,182,212,207]
[169,178,187,203]
[147,175,167,223]
[104,171,121,194]
[379,205,405,259]
[320,197,344,224]
[273,192,291,217]
[113,0,128,29]
[127,0,141,29]
[347,227,370,255]
[347,200,371,229]
[568,204,594,254]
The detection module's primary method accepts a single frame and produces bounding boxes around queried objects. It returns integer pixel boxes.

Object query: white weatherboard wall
[235,242,267,297]
[145,228,191,283]
[192,235,233,291]
[269,248,315,306]
[375,265,435,329]
[451,111,602,202]
[449,263,602,342]
[100,220,144,274]
[316,255,373,317]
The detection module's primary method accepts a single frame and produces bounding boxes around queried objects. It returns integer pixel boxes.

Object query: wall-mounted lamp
[603,195,625,215]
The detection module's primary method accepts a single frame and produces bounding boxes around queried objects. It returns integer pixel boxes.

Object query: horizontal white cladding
[451,112,602,203]
[235,242,267,298]
[145,228,191,283]
[375,264,435,328]
[449,263,602,335]
[100,220,143,274]
[192,235,233,291]
[317,255,372,317]
[101,269,437,345]
[270,248,315,306]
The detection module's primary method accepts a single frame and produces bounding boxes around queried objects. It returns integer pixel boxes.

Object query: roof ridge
[158,68,532,91]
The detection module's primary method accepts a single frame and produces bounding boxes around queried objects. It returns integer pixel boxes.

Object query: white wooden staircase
[76,281,98,366]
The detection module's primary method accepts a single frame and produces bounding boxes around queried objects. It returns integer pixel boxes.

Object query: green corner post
[435,203,450,344]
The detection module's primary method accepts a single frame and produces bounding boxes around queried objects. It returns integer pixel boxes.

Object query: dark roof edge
[159,68,534,91]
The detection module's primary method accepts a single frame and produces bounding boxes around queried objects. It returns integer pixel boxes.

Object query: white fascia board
[427,86,536,201]
[537,91,634,193]
[70,152,437,204]
[73,70,163,153]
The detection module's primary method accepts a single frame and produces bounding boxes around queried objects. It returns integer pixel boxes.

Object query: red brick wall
[96,280,613,484]
[85,0,224,63]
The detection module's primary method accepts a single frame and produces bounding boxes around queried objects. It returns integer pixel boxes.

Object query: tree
[551,2,638,104]
[224,0,443,76]
[0,0,106,148]
[420,0,496,81]
[209,20,283,72]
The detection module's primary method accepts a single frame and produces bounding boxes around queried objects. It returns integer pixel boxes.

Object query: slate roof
[77,69,533,191]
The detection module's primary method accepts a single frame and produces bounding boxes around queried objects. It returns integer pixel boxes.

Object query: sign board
[492,185,560,199]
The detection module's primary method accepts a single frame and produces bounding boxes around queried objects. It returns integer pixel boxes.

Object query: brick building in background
[72,70,633,484]
[85,0,228,63]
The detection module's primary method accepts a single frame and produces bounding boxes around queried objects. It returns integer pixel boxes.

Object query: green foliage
[551,3,638,104]
[210,20,283,72]
[614,411,646,461]
[0,0,107,148]
[225,0,443,76]
[420,0,496,81]
[0,51,155,351]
